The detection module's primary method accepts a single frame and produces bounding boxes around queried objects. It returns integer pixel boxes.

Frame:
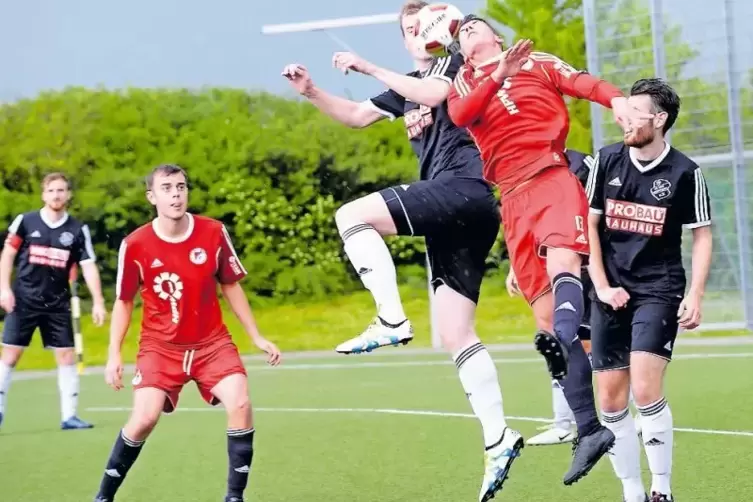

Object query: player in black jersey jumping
[586,79,713,502]
[283,2,525,499]
[0,173,108,430]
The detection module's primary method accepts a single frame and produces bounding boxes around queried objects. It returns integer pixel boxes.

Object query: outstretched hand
[491,39,534,83]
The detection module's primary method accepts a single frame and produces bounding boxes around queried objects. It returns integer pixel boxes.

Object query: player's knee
[545,248,582,277]
[1,347,23,367]
[225,394,251,421]
[440,327,477,354]
[596,371,630,413]
[334,203,357,234]
[630,373,663,407]
[124,410,160,440]
[54,348,76,366]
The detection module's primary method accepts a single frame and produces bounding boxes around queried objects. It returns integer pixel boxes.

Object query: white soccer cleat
[334,317,414,354]
[479,428,525,502]
[526,423,575,446]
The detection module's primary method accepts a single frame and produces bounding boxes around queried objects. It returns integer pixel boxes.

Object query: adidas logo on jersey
[150,258,164,268]
[575,233,588,244]
[608,177,622,187]
[30,230,42,238]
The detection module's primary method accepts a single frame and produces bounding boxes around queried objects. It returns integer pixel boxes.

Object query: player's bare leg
[94,387,165,502]
[434,285,522,501]
[55,347,93,429]
[0,345,23,429]
[631,353,673,501]
[530,292,613,484]
[212,373,255,502]
[598,369,647,502]
[334,193,413,354]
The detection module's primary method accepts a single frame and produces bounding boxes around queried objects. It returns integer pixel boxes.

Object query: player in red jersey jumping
[92,164,281,502]
[447,16,653,486]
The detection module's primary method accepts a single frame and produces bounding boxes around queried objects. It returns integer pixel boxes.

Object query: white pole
[263,13,442,349]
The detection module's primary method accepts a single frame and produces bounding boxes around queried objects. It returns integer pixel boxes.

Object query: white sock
[341,223,405,323]
[57,364,79,421]
[602,408,645,501]
[454,342,507,447]
[638,397,673,496]
[0,361,12,414]
[552,380,573,430]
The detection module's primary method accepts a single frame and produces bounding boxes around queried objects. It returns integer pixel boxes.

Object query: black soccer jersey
[586,142,711,301]
[368,53,482,181]
[4,210,96,311]
[567,149,596,293]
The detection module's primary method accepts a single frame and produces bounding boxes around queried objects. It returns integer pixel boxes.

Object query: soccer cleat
[526,423,575,446]
[563,425,616,485]
[624,496,649,502]
[61,416,94,430]
[335,317,414,354]
[479,427,524,502]
[534,330,569,380]
[93,497,111,502]
[650,493,673,501]
[225,498,244,502]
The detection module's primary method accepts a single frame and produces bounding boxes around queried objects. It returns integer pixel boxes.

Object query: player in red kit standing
[447,16,653,486]
[93,164,281,502]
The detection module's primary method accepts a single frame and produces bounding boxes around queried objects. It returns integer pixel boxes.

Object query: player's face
[401,13,431,62]
[458,20,501,60]
[147,172,189,220]
[623,94,667,148]
[42,179,70,212]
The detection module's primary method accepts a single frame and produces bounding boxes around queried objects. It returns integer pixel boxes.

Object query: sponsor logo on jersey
[29,245,71,268]
[153,272,183,324]
[496,79,519,115]
[190,247,207,265]
[228,256,243,276]
[605,198,666,236]
[58,231,75,247]
[650,179,672,201]
[404,105,434,139]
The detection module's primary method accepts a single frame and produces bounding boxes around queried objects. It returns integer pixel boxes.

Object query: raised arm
[282,63,386,129]
[448,67,503,127]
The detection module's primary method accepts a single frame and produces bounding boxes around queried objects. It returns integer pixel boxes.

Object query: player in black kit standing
[283,3,524,500]
[0,172,108,430]
[586,79,713,502]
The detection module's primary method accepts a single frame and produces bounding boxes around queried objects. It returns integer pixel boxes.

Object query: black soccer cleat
[650,493,674,502]
[93,497,111,502]
[563,425,615,486]
[534,330,569,380]
[225,497,244,502]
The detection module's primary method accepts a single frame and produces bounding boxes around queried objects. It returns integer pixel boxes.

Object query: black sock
[552,272,584,349]
[96,430,145,500]
[227,428,255,499]
[560,339,600,437]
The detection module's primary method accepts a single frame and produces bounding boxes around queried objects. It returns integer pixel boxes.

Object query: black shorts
[380,175,500,304]
[2,308,74,349]
[590,299,680,372]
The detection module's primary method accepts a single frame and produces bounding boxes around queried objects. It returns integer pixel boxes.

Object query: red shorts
[132,337,247,413]
[501,166,590,305]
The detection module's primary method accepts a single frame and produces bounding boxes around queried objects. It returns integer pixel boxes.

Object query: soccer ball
[414,3,465,57]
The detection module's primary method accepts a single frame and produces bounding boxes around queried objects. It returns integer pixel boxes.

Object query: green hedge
[0,88,506,302]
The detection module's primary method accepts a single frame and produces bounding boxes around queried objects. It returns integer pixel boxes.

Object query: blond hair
[399,0,428,35]
[42,172,70,190]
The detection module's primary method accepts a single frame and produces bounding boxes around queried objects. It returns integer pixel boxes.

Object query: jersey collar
[629,142,671,173]
[39,209,69,229]
[152,213,194,243]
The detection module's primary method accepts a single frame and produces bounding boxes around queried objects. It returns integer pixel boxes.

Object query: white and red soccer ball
[413,3,465,57]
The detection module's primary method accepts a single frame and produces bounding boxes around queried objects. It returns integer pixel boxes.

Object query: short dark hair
[630,78,681,133]
[145,164,188,190]
[42,172,70,190]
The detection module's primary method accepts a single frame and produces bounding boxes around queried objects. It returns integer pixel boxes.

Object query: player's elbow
[448,106,471,128]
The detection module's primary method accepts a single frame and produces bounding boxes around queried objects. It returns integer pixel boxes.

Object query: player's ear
[654,111,668,131]
[145,189,156,205]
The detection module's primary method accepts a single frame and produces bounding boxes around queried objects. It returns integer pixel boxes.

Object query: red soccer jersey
[448,52,623,195]
[116,213,247,347]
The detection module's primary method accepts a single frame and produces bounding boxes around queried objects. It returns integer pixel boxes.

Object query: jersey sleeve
[115,239,141,301]
[425,54,463,84]
[4,214,26,250]
[585,150,607,214]
[448,66,502,127]
[680,167,712,228]
[367,88,406,121]
[217,225,248,284]
[75,224,97,264]
[534,53,623,108]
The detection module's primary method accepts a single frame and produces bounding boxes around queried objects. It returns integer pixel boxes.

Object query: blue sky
[0,0,750,103]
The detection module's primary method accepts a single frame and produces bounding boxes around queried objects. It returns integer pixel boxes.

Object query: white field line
[85,406,753,438]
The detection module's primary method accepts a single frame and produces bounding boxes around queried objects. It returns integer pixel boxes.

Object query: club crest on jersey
[650,179,672,201]
[153,272,183,324]
[189,247,207,265]
[58,231,75,247]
